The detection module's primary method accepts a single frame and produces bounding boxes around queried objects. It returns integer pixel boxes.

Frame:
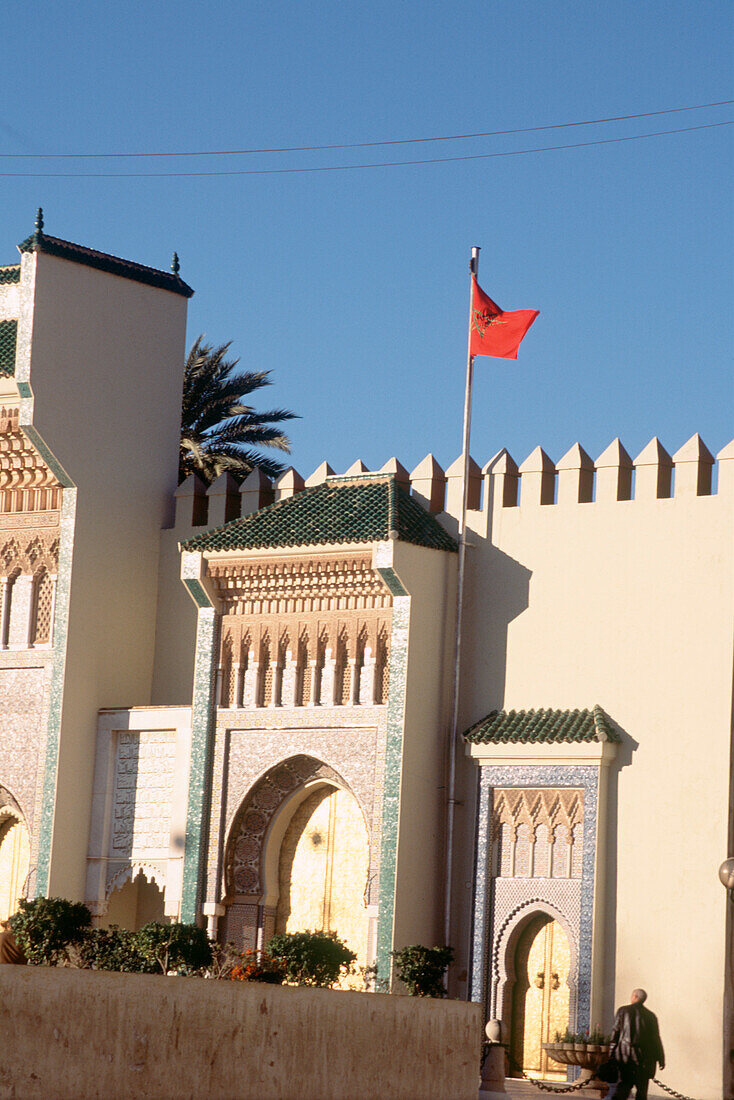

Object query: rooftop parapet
[410,454,446,514]
[556,443,594,505]
[633,437,673,499]
[672,433,714,497]
[169,433,734,531]
[518,446,555,506]
[445,454,482,515]
[595,438,633,501]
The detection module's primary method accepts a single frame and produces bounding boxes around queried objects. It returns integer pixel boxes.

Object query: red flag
[469,276,538,359]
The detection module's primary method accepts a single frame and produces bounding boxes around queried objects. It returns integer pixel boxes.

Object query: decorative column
[359,646,377,705]
[0,577,9,648]
[242,651,259,707]
[348,657,359,705]
[47,574,58,645]
[281,649,298,707]
[7,574,34,649]
[320,647,337,706]
[232,662,243,708]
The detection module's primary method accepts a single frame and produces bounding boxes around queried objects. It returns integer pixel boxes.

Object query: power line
[0,120,730,178]
[0,99,731,160]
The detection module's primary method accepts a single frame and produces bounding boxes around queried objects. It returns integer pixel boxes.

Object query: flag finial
[171,251,180,275]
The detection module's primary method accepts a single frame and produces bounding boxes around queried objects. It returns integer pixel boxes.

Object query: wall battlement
[171,433,734,533]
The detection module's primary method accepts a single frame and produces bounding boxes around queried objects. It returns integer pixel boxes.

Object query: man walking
[607,988,665,1099]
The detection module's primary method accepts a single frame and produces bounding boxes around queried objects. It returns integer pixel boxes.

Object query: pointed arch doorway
[0,811,30,922]
[274,784,369,965]
[510,913,571,1081]
[221,756,371,972]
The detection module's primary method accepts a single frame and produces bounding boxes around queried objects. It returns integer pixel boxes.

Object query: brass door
[510,914,571,1080]
[274,785,369,973]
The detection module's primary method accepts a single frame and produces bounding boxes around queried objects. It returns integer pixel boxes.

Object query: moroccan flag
[469,276,538,359]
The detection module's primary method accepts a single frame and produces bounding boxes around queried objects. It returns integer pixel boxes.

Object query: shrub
[136,921,213,975]
[76,926,155,973]
[230,949,286,984]
[9,897,92,965]
[391,944,454,997]
[266,929,356,987]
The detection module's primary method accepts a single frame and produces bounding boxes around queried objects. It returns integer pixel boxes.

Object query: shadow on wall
[462,541,532,720]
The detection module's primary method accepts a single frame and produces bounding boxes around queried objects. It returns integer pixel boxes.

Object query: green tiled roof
[0,320,17,379]
[463,706,619,745]
[18,233,193,298]
[182,474,458,554]
[0,265,20,285]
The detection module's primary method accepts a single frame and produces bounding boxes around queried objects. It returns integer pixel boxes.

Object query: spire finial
[171,251,180,275]
[34,207,44,237]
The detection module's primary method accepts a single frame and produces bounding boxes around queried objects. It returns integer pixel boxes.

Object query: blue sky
[1,1,731,479]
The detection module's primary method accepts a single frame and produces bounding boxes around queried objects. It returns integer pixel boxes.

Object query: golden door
[0,816,30,922]
[274,785,369,973]
[510,914,571,1080]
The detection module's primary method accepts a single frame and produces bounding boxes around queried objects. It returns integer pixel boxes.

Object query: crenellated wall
[165,433,732,534]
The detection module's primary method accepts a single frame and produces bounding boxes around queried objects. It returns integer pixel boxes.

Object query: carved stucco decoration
[492,787,583,840]
[0,406,62,496]
[0,533,59,578]
[224,755,345,897]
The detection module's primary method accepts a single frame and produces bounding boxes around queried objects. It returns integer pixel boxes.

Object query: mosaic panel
[471,765,599,1037]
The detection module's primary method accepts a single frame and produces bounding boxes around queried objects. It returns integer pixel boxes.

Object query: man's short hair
[631,988,647,1003]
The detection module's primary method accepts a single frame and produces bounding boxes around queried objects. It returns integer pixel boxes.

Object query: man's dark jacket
[609,1002,665,1075]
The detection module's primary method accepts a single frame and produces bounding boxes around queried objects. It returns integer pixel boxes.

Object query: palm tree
[179,336,298,484]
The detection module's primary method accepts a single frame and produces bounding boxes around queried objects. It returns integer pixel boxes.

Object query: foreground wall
[0,966,482,1100]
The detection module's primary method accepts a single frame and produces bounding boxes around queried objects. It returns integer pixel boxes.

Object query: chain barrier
[486,1044,700,1100]
[651,1077,699,1100]
[500,1047,599,1093]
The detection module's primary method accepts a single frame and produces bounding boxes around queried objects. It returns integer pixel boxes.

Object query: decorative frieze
[210,552,392,710]
[111,731,176,856]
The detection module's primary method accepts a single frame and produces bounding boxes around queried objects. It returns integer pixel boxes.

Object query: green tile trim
[0,320,17,378]
[0,265,20,284]
[19,422,74,487]
[463,705,619,745]
[180,604,219,923]
[34,487,77,895]
[375,574,410,985]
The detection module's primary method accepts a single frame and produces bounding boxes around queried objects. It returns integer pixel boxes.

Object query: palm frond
[179,335,298,485]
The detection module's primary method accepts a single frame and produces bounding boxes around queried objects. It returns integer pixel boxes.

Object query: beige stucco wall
[387,539,458,955]
[453,452,734,1099]
[17,250,189,900]
[0,966,482,1100]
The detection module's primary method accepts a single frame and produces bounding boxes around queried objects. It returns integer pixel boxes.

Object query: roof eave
[466,740,619,766]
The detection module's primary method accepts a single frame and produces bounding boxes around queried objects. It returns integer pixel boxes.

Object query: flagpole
[444,245,480,950]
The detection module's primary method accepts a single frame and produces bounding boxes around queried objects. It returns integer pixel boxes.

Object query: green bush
[77,926,155,973]
[391,944,454,997]
[266,929,356,987]
[9,897,92,965]
[136,921,213,975]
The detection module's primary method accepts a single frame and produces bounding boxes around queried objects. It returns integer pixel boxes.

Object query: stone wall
[0,966,482,1100]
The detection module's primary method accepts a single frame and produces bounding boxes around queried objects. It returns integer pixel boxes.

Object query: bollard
[479,1019,507,1098]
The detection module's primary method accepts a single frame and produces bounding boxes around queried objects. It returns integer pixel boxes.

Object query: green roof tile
[17,233,193,298]
[0,320,17,379]
[0,265,20,285]
[182,474,458,554]
[463,705,619,745]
